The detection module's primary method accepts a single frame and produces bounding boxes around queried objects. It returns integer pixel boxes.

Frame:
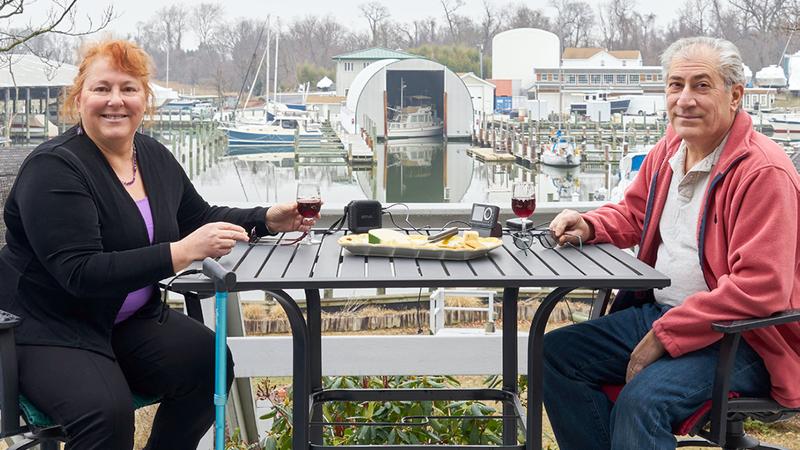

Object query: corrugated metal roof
[0,54,77,88]
[333,47,416,60]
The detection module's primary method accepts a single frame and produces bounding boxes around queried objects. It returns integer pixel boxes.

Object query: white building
[332,47,417,97]
[492,28,560,91]
[787,51,800,94]
[459,72,495,119]
[530,47,663,115]
[742,87,777,111]
[339,58,474,140]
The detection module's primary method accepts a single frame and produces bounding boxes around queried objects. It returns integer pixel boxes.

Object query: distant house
[459,73,495,118]
[561,48,642,68]
[332,47,417,97]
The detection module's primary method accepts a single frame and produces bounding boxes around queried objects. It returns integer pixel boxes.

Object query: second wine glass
[511,182,536,233]
[296,182,322,245]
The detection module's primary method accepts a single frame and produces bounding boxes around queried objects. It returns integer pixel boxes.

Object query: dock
[467,146,516,162]
[336,126,374,165]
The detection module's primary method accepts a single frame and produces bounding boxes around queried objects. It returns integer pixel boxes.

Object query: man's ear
[730,84,744,111]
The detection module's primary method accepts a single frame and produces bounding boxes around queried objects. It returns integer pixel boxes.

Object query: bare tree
[358,1,390,46]
[503,3,552,31]
[1,0,114,53]
[158,4,189,51]
[551,0,596,48]
[727,0,788,33]
[192,2,224,48]
[440,0,465,41]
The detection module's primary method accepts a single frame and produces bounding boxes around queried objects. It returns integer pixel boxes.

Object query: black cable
[159,269,202,325]
[442,219,471,229]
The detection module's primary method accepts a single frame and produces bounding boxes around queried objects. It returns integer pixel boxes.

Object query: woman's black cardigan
[0,127,270,358]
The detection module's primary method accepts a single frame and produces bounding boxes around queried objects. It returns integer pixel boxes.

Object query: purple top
[115,197,155,324]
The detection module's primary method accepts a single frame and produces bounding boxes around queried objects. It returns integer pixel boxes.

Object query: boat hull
[541,152,581,168]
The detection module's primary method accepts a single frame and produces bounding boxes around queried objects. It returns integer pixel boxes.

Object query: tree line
[16,0,800,96]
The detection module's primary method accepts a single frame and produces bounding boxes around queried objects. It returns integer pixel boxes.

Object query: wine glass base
[506,217,535,230]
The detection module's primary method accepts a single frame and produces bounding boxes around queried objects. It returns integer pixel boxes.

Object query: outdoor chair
[591,289,800,450]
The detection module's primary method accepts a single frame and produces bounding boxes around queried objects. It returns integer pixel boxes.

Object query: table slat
[231,245,270,279]
[340,252,367,279]
[312,231,344,278]
[500,235,554,276]
[467,254,503,279]
[392,257,422,279]
[367,256,394,278]
[441,260,475,279]
[284,239,322,279]
[257,245,298,278]
[551,245,610,277]
[578,245,642,278]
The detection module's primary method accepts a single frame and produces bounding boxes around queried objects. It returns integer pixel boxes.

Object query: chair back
[0,148,33,247]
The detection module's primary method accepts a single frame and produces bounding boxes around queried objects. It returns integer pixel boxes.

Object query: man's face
[665,48,743,149]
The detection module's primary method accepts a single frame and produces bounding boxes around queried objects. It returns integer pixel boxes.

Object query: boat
[387,106,444,139]
[767,115,800,141]
[386,80,443,139]
[540,134,581,167]
[755,65,787,88]
[221,116,323,147]
[610,151,649,202]
[225,143,295,156]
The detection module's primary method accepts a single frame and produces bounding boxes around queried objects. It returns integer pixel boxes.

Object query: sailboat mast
[273,22,280,106]
[265,18,270,104]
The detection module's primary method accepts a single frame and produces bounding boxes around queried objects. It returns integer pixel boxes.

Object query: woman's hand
[266,202,320,233]
[170,222,248,272]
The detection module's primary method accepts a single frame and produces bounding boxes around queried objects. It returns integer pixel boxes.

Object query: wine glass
[511,182,536,233]
[296,182,322,245]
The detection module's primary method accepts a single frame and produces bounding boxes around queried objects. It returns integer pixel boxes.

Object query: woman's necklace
[120,143,137,187]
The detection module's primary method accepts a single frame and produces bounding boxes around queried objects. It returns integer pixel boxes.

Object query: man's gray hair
[660,37,746,88]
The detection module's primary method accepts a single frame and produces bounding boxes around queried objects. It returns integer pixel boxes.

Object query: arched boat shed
[339,58,474,140]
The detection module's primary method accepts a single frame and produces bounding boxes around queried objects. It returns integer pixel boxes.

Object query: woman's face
[75,57,146,149]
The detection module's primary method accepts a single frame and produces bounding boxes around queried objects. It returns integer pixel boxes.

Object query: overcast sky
[23,0,679,49]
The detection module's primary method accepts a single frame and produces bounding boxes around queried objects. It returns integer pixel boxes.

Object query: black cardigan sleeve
[14,150,175,298]
[173,156,271,238]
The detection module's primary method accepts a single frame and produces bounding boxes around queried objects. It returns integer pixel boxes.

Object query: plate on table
[337,232,503,261]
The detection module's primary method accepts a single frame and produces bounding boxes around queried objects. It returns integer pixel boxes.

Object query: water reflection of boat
[226,144,295,156]
[541,134,581,167]
[220,117,323,146]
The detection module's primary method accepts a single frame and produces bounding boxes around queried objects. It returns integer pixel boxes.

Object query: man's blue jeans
[542,302,770,450]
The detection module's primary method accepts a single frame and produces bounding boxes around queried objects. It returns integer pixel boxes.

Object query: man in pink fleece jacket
[541,37,800,450]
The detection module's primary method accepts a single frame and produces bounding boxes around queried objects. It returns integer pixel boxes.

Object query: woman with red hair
[0,40,314,449]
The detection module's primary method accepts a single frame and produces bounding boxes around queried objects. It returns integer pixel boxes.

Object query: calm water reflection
[182,136,631,206]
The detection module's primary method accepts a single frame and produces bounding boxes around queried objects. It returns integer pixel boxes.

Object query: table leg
[306,289,323,444]
[526,286,574,450]
[502,287,519,445]
[270,290,311,450]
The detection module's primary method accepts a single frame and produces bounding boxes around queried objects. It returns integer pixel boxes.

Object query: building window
[629,74,639,84]
[567,74,576,84]
[616,74,626,84]
[363,62,368,68]
[536,73,542,81]
[548,73,554,81]
[622,60,627,66]
[657,73,663,81]
[646,74,653,81]
[604,74,614,84]
[591,74,602,84]
[578,74,588,84]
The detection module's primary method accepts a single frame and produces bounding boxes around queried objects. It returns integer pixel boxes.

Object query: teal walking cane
[202,257,236,450]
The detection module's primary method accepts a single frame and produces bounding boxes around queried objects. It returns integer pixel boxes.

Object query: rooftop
[0,54,77,88]
[562,48,641,60]
[333,47,417,61]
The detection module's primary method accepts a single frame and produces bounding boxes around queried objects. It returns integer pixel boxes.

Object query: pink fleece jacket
[583,110,800,408]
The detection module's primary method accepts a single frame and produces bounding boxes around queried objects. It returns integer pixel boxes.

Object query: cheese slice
[367,229,410,245]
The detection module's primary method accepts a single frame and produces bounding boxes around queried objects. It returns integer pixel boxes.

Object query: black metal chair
[592,289,800,450]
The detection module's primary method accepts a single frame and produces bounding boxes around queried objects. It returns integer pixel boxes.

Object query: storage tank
[492,28,560,90]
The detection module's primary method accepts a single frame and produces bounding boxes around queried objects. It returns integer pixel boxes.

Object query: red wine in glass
[297,198,321,218]
[511,197,536,218]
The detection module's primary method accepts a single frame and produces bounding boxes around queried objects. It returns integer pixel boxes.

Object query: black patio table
[169,228,669,450]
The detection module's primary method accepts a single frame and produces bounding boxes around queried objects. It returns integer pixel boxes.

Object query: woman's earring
[76,118,83,135]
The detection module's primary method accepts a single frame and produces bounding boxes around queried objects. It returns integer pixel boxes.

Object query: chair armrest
[0,309,24,436]
[712,309,800,334]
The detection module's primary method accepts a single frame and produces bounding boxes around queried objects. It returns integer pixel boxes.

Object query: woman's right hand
[170,222,249,272]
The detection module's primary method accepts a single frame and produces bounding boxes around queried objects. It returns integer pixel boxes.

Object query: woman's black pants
[17,308,235,450]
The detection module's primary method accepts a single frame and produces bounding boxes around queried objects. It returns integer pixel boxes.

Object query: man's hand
[266,202,320,233]
[549,209,595,246]
[626,329,666,383]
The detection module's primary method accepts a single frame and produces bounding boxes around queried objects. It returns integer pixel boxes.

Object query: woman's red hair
[62,39,155,121]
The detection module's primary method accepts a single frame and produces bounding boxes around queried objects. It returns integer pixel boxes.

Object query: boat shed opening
[340,58,474,141]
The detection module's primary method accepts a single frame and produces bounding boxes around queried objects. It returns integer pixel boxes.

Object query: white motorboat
[755,65,787,88]
[540,135,581,167]
[386,106,444,139]
[768,114,800,141]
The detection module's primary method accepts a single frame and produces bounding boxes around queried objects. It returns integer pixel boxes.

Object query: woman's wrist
[169,241,192,273]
